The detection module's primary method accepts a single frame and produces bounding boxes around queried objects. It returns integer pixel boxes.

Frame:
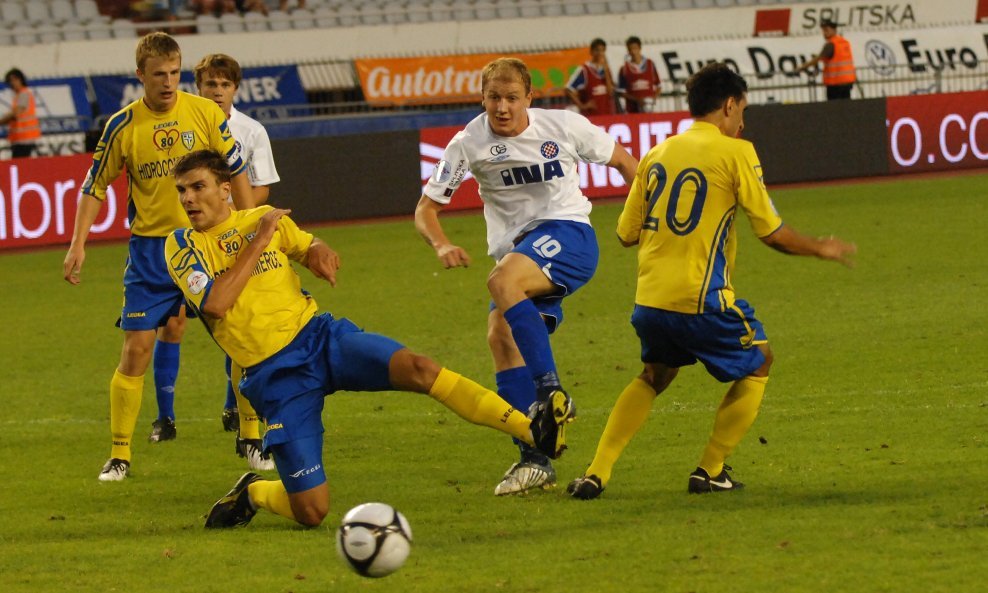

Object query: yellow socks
[698,375,768,477]
[231,360,261,440]
[429,368,533,444]
[247,480,295,521]
[109,369,144,461]
[585,377,657,486]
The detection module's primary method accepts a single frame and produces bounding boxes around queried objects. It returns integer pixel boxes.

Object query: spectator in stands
[194,52,280,468]
[1,68,42,159]
[279,0,306,11]
[565,38,617,116]
[796,19,856,101]
[617,36,661,113]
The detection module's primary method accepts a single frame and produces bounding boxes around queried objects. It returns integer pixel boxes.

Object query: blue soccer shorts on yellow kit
[239,313,404,492]
[631,300,768,382]
[118,236,189,331]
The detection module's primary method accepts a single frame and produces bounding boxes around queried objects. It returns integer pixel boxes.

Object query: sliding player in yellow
[163,150,566,528]
[568,63,856,499]
[62,32,253,481]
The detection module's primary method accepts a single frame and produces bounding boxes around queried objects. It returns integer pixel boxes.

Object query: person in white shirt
[415,57,638,496]
[194,53,281,471]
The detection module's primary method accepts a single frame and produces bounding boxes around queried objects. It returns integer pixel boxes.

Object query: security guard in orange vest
[1,68,42,158]
[797,19,856,101]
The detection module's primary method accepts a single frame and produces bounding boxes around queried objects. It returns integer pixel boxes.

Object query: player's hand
[63,246,85,285]
[819,236,857,268]
[436,243,471,269]
[307,241,340,287]
[255,208,290,247]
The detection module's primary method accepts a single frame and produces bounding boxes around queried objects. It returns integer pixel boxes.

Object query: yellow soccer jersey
[617,121,783,314]
[82,91,246,237]
[164,207,317,368]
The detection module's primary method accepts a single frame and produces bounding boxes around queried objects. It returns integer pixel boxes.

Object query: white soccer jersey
[229,106,280,188]
[424,108,616,260]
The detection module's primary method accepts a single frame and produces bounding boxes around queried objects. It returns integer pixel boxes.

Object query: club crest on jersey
[181,131,196,151]
[540,141,560,159]
[489,143,509,162]
[187,270,209,295]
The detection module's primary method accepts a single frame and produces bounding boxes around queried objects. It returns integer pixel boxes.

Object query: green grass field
[1,172,985,593]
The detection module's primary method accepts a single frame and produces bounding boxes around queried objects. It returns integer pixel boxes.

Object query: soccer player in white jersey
[415,58,638,495]
[194,53,281,471]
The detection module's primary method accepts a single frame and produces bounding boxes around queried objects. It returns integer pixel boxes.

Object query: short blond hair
[481,58,531,95]
[136,32,181,71]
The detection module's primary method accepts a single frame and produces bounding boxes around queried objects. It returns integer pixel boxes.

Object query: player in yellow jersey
[62,32,253,482]
[568,63,856,499]
[162,150,567,528]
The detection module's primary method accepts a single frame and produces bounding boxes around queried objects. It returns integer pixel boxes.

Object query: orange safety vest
[9,87,42,144]
[822,35,856,86]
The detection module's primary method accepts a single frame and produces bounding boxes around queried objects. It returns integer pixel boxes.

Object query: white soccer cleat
[494,460,556,496]
[236,437,275,471]
[98,458,131,482]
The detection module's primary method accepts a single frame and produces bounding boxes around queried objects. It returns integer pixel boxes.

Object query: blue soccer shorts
[118,236,188,331]
[499,220,599,333]
[631,300,768,383]
[239,313,404,493]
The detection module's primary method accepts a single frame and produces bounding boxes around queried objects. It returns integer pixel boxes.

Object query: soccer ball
[336,502,412,578]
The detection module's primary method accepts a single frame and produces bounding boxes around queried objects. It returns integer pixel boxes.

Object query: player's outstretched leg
[222,356,238,432]
[204,472,262,528]
[148,338,179,443]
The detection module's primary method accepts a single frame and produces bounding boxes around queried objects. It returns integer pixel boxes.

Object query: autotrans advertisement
[886,91,988,174]
[419,110,694,211]
[0,154,129,250]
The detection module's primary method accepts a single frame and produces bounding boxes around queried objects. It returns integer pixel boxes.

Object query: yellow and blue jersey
[82,91,245,238]
[617,121,783,315]
[163,207,316,368]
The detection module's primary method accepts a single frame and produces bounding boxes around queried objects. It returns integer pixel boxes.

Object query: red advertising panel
[886,91,988,174]
[419,110,694,211]
[753,8,791,37]
[0,154,129,250]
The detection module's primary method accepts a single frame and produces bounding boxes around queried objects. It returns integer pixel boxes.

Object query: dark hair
[820,19,838,29]
[4,68,26,86]
[625,36,642,47]
[173,150,231,183]
[590,38,606,51]
[685,63,748,117]
[194,53,243,88]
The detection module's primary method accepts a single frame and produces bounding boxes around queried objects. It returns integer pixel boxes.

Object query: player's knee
[294,502,328,527]
[390,350,441,393]
[753,345,774,377]
[640,365,677,392]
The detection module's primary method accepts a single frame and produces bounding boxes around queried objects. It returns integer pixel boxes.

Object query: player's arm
[616,165,647,248]
[229,171,254,210]
[607,143,639,187]
[62,193,104,284]
[760,226,856,267]
[301,238,340,286]
[201,207,290,318]
[798,42,834,73]
[414,195,471,269]
[247,127,279,206]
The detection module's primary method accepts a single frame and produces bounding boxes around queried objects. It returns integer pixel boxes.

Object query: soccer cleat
[494,459,556,496]
[148,417,177,443]
[204,472,262,528]
[98,458,131,482]
[566,474,605,500]
[221,407,239,432]
[528,388,577,459]
[236,437,275,471]
[688,465,744,494]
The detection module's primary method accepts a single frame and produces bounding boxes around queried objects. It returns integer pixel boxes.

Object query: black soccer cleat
[204,472,262,528]
[688,465,744,494]
[148,417,177,443]
[528,389,576,460]
[221,407,239,432]
[566,474,605,500]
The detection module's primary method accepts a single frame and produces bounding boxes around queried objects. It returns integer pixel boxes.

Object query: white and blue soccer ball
[336,502,412,578]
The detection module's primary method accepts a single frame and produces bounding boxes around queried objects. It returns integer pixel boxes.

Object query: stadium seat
[0,28,12,46]
[195,13,222,34]
[220,12,246,33]
[381,2,408,23]
[693,0,715,7]
[356,1,385,26]
[86,20,113,40]
[540,0,564,16]
[312,6,337,27]
[517,0,540,17]
[450,0,474,21]
[38,25,61,44]
[494,0,521,19]
[406,0,430,23]
[112,19,137,39]
[267,9,293,30]
[75,0,108,24]
[0,1,26,25]
[671,0,692,8]
[24,2,51,26]
[50,0,76,24]
[562,2,586,16]
[474,0,497,20]
[336,4,358,26]
[425,0,454,22]
[13,26,38,46]
[61,22,88,42]
[244,10,269,31]
[649,0,673,9]
[291,8,317,29]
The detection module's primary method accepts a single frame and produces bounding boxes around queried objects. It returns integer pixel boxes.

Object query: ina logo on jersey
[499,140,563,187]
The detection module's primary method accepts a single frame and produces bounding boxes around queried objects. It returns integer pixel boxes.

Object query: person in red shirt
[617,36,661,113]
[565,38,616,116]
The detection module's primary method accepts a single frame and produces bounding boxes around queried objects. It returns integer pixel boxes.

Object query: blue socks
[496,366,537,413]
[502,300,561,395]
[153,340,180,421]
[224,356,237,409]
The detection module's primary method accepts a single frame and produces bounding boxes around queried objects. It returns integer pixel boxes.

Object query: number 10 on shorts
[533,235,562,258]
